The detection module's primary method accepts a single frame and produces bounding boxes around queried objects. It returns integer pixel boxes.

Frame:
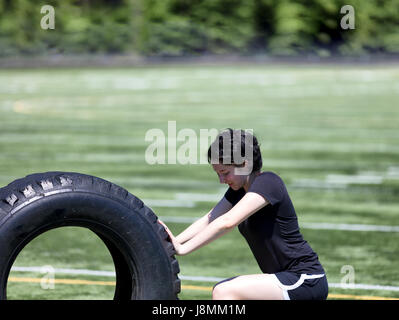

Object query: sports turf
[0,63,398,300]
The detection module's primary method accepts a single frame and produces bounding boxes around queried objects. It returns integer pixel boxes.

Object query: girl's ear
[234,160,252,176]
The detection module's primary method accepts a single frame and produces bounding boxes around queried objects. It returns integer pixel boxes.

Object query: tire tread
[0,171,181,298]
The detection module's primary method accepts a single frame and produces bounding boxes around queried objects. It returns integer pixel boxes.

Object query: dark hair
[207,128,262,173]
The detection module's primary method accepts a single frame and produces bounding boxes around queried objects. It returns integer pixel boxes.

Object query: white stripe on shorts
[273,273,325,300]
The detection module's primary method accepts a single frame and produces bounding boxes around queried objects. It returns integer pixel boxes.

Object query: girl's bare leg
[212,274,284,300]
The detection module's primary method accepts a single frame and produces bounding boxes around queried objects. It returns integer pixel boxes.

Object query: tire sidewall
[0,191,175,300]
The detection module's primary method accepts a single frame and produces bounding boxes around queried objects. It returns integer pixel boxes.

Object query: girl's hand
[158,220,185,255]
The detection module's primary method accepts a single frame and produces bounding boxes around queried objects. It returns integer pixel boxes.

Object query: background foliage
[0,0,398,57]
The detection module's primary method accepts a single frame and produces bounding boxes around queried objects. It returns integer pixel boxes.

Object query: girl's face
[212,163,248,190]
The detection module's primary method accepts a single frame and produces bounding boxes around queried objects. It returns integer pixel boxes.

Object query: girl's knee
[212,281,237,300]
[212,283,229,300]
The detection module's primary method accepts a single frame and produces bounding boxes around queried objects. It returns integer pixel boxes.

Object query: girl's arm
[175,197,233,244]
[164,192,269,256]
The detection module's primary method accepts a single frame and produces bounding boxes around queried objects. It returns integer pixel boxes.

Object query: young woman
[159,129,328,300]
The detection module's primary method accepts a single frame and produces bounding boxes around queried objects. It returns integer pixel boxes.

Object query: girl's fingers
[158,219,168,229]
[159,220,173,237]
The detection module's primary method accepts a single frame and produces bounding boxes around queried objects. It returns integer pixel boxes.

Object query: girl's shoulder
[256,171,284,183]
[250,171,287,205]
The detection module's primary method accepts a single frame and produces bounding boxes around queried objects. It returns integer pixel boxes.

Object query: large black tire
[0,172,180,300]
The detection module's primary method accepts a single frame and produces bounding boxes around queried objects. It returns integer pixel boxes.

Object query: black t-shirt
[224,171,325,275]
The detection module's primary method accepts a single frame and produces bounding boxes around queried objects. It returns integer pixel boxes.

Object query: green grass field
[1,63,399,300]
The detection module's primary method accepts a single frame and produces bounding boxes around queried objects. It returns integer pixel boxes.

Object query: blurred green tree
[0,0,397,57]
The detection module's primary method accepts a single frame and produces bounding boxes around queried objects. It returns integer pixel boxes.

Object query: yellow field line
[182,284,214,292]
[181,284,399,300]
[8,277,399,300]
[8,277,115,286]
[327,293,399,300]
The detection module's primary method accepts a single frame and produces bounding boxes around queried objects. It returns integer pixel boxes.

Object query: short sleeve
[248,172,285,205]
[224,187,246,206]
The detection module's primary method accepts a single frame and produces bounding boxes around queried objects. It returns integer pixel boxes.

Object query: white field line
[300,222,399,232]
[143,199,196,208]
[10,266,399,292]
[143,166,399,206]
[159,216,399,233]
[292,168,399,189]
[11,266,115,277]
[327,283,399,292]
[142,192,224,209]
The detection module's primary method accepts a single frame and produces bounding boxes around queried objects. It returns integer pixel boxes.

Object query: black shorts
[273,272,328,300]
